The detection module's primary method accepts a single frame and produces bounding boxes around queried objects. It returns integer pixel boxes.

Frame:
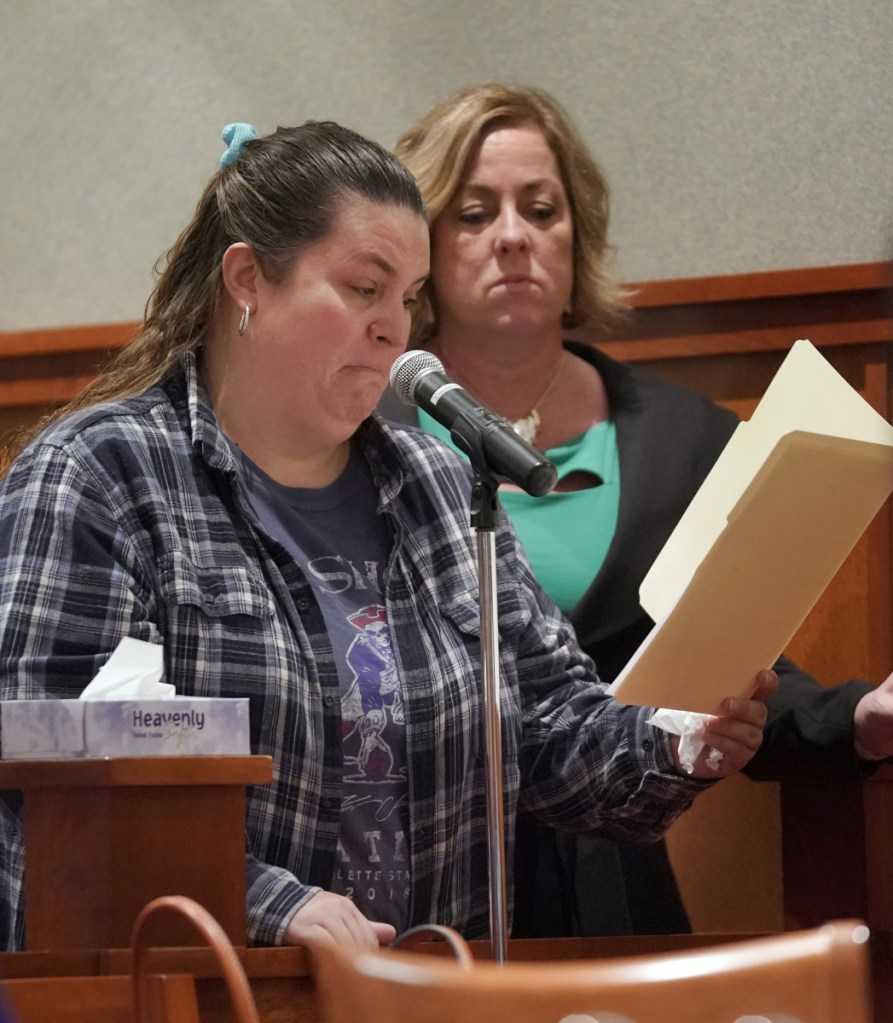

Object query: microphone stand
[468,465,509,964]
[446,401,556,965]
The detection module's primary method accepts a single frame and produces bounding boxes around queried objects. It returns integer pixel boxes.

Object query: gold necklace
[509,354,564,446]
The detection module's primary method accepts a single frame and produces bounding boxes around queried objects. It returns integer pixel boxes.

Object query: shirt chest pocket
[436,589,525,766]
[155,555,281,716]
[157,553,275,621]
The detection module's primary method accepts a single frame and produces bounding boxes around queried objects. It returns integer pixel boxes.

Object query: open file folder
[609,339,893,713]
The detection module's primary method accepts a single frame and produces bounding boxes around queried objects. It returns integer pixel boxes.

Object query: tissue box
[0,698,250,759]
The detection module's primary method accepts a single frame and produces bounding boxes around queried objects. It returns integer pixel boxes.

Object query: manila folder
[609,429,893,713]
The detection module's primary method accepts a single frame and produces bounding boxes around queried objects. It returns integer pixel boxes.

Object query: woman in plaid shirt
[0,120,774,951]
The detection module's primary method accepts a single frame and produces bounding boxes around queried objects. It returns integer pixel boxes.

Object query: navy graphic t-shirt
[235,441,410,930]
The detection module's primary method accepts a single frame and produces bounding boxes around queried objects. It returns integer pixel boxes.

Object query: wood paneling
[0,322,135,438]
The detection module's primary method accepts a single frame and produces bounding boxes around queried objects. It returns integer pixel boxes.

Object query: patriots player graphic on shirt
[342,605,405,782]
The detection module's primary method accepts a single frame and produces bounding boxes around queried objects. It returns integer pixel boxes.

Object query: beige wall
[3,0,893,332]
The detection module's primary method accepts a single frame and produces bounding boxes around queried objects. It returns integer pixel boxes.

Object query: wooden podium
[0,755,272,950]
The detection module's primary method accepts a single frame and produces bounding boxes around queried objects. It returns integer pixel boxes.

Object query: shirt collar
[180,351,241,475]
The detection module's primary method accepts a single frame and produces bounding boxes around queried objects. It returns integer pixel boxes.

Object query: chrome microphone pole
[469,469,509,964]
[461,437,556,965]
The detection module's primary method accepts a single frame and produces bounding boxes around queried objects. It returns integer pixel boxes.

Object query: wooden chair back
[312,919,872,1023]
[0,894,260,1023]
[129,895,260,1023]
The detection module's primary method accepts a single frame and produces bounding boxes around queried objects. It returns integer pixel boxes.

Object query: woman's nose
[370,300,410,347]
[495,207,529,253]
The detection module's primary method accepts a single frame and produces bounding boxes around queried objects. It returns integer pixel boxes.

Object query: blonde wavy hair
[394,82,629,345]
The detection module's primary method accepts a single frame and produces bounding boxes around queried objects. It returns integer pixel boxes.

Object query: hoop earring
[238,305,251,336]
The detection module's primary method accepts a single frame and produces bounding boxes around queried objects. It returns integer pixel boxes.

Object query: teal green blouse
[417,411,620,613]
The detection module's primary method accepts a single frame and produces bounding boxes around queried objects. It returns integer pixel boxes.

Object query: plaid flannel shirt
[0,354,705,949]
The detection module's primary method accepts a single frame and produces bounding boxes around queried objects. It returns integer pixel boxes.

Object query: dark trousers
[512,821,691,938]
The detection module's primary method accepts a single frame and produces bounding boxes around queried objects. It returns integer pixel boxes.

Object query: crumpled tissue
[649,708,724,775]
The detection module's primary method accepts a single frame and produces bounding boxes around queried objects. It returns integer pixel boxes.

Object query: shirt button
[323,694,337,707]
[296,597,311,613]
[642,738,654,752]
[321,796,340,811]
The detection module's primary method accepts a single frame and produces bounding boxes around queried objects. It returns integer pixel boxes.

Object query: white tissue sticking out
[648,708,724,775]
[79,638,173,701]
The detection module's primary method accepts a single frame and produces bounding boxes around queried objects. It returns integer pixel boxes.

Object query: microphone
[389,350,558,497]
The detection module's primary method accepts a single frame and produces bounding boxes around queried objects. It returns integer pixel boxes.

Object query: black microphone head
[390,350,444,406]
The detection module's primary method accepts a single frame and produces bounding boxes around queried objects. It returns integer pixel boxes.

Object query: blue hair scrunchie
[219,122,258,169]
